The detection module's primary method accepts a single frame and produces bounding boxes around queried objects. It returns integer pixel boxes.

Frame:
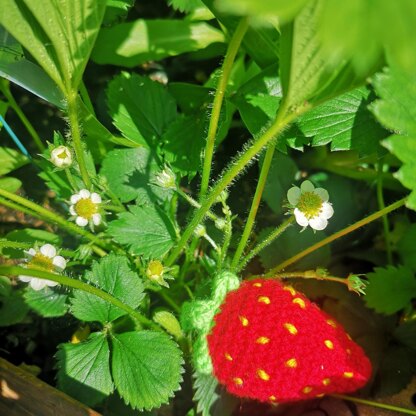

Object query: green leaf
[24,286,68,318]
[365,266,416,315]
[37,158,74,200]
[92,19,224,67]
[111,331,183,411]
[108,205,177,259]
[103,0,134,26]
[371,62,416,210]
[259,226,330,270]
[107,73,177,147]
[168,83,212,114]
[0,288,29,327]
[100,148,172,204]
[57,332,113,407]
[193,372,220,416]
[71,254,144,324]
[290,86,388,156]
[0,0,107,92]
[397,224,416,273]
[168,0,204,13]
[4,228,61,259]
[0,146,28,176]
[261,152,298,215]
[162,115,206,175]
[0,177,22,193]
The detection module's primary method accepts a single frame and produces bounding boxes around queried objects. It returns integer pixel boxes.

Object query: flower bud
[50,145,72,168]
[155,167,176,189]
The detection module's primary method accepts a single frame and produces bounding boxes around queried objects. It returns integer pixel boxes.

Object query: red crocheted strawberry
[207,278,372,404]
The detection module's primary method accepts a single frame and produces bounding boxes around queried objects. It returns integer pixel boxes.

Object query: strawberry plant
[0,0,416,415]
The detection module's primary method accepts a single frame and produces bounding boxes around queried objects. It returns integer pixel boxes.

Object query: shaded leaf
[0,288,29,326]
[397,223,416,273]
[0,177,22,193]
[24,286,68,318]
[0,146,29,176]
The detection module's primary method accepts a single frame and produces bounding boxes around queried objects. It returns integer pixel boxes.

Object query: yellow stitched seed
[224,352,233,361]
[327,319,337,328]
[239,316,249,326]
[324,340,334,349]
[343,372,354,379]
[302,386,313,394]
[256,336,270,344]
[292,297,306,308]
[258,296,271,304]
[283,323,298,335]
[253,282,262,287]
[346,348,351,355]
[233,377,243,385]
[346,334,352,340]
[269,395,277,402]
[283,286,296,296]
[257,369,270,381]
[316,394,324,398]
[322,378,331,386]
[286,358,298,368]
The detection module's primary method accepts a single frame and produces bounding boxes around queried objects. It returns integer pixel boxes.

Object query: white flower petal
[309,216,328,231]
[294,208,309,227]
[70,194,81,204]
[76,216,89,227]
[19,275,32,282]
[45,279,59,287]
[314,188,329,202]
[287,186,301,206]
[79,189,91,199]
[92,213,102,226]
[30,278,46,291]
[90,193,102,204]
[321,202,334,219]
[69,205,76,215]
[40,244,56,258]
[26,248,37,257]
[300,180,315,192]
[52,256,66,270]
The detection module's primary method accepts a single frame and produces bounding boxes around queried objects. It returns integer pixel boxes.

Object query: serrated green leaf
[162,115,206,175]
[193,372,220,416]
[0,146,28,176]
[107,73,177,147]
[101,148,172,204]
[168,0,204,13]
[365,266,416,315]
[0,288,29,326]
[290,86,388,156]
[111,331,183,411]
[71,254,144,324]
[0,177,22,193]
[57,332,113,407]
[108,205,177,259]
[24,286,68,318]
[4,228,62,259]
[93,20,224,67]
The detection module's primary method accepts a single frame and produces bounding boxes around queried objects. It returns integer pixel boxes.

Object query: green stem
[104,204,126,213]
[176,188,218,222]
[231,145,277,270]
[165,109,300,267]
[0,239,76,257]
[266,197,407,274]
[0,80,45,152]
[272,271,349,288]
[158,290,181,314]
[65,168,78,191]
[331,393,416,415]
[199,17,249,199]
[67,91,92,189]
[219,205,233,270]
[0,188,108,256]
[377,161,393,264]
[1,265,159,330]
[237,216,294,273]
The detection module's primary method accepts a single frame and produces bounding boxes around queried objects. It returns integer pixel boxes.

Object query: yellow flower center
[57,150,68,159]
[27,253,54,272]
[296,192,322,219]
[147,260,164,278]
[74,198,97,219]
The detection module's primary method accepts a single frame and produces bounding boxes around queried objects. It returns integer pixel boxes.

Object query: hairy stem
[271,271,349,288]
[199,17,249,199]
[67,91,92,189]
[1,265,159,330]
[0,239,76,257]
[266,197,407,274]
[176,188,218,222]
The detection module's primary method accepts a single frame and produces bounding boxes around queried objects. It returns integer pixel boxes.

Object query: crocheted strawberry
[207,278,372,404]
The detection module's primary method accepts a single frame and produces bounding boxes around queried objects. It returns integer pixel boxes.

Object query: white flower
[50,145,72,168]
[287,180,334,231]
[155,167,176,190]
[18,244,67,291]
[69,189,102,227]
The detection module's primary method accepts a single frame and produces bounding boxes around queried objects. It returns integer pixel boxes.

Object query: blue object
[0,114,31,159]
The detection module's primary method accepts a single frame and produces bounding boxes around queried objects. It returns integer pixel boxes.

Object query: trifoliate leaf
[365,266,416,315]
[100,148,172,204]
[56,332,113,407]
[193,372,220,416]
[108,205,177,259]
[111,331,183,411]
[71,254,144,324]
[24,286,68,318]
[107,73,177,147]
